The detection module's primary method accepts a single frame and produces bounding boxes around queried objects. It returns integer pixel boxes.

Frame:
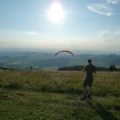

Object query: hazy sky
[0,0,120,52]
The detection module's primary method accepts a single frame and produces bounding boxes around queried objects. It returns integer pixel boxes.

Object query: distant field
[0,71,120,120]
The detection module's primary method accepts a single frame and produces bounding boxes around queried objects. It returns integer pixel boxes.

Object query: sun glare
[47,2,65,23]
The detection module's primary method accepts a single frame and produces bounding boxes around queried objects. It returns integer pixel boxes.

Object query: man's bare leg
[89,87,92,95]
[83,87,87,96]
[87,87,92,99]
[80,87,87,100]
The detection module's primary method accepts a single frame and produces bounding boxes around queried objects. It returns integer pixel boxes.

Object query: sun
[47,2,65,23]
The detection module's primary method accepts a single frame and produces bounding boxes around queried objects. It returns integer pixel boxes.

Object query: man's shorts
[83,76,93,87]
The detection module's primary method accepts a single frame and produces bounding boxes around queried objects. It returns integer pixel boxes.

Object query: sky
[0,0,120,53]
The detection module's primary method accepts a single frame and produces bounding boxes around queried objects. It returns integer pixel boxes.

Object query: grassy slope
[0,71,120,120]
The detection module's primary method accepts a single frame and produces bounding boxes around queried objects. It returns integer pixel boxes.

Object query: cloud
[25,32,38,35]
[98,31,111,39]
[87,4,112,16]
[115,30,120,34]
[98,30,120,41]
[105,0,120,4]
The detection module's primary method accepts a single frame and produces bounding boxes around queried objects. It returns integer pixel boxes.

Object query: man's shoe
[80,96,86,100]
[86,94,92,100]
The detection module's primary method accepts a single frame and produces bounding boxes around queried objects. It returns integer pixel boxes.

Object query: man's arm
[94,66,96,73]
[83,66,86,72]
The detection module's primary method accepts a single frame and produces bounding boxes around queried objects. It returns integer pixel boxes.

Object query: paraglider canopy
[55,50,74,56]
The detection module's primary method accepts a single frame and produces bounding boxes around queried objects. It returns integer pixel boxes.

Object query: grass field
[0,71,120,120]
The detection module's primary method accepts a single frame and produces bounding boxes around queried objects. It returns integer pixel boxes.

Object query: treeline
[1,65,120,72]
[58,65,120,71]
[0,67,13,71]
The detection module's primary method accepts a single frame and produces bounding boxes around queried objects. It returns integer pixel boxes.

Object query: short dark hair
[88,59,92,63]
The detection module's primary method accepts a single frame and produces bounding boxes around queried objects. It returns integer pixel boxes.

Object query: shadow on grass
[87,100,118,120]
[30,86,82,95]
[2,85,82,95]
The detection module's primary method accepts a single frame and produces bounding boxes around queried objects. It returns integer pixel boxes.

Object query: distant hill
[0,51,120,70]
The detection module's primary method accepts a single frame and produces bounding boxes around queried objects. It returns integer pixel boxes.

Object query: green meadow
[0,71,120,120]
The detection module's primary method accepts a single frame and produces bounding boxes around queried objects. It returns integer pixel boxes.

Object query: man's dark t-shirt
[83,64,96,87]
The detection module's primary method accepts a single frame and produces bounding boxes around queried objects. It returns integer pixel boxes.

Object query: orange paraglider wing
[55,50,74,56]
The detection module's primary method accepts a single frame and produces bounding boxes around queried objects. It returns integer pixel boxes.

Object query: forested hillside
[0,51,120,70]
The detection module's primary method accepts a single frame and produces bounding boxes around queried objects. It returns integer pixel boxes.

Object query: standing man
[81,59,96,100]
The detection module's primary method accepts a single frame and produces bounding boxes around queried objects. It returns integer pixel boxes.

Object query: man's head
[88,59,92,64]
